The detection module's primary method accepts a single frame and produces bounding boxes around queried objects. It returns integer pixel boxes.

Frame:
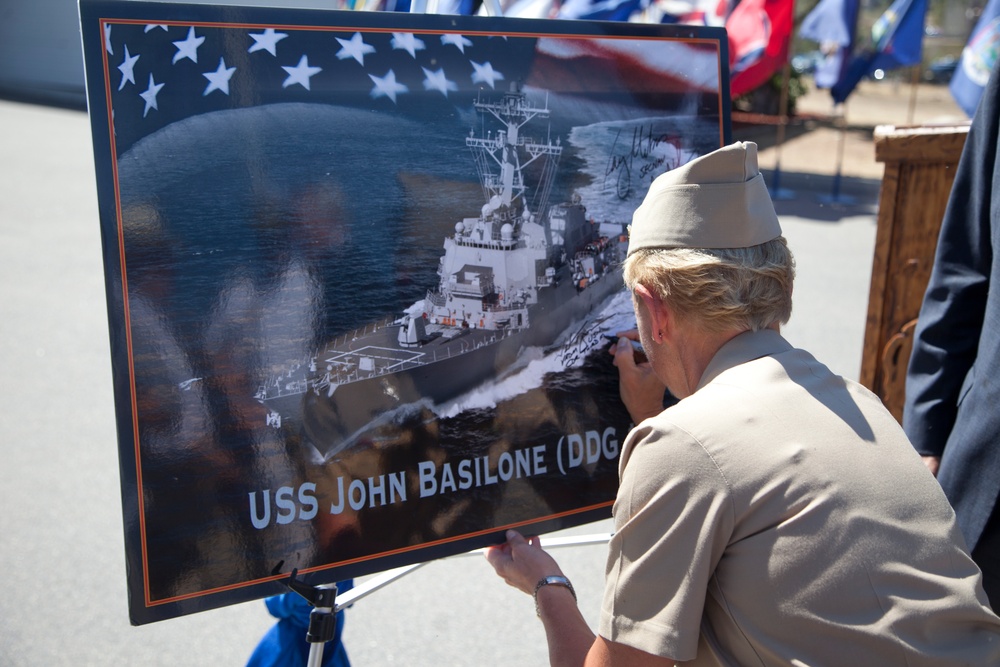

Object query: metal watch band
[533,575,577,617]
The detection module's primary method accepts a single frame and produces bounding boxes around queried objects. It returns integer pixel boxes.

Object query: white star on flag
[390,33,425,58]
[173,27,205,64]
[140,73,164,117]
[144,24,168,32]
[441,34,473,53]
[248,28,288,56]
[203,57,236,96]
[369,69,408,103]
[118,45,139,91]
[104,21,553,150]
[282,55,322,90]
[422,68,457,96]
[335,32,376,65]
[104,24,113,55]
[471,61,504,88]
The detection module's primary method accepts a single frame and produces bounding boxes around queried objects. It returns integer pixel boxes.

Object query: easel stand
[334,531,613,608]
[278,532,613,663]
[281,570,339,667]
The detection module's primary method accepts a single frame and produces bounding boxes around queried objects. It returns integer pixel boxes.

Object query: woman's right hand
[610,330,666,424]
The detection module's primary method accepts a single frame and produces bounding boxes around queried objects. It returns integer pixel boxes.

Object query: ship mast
[466,83,562,230]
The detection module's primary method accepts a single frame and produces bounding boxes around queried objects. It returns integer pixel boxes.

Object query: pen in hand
[604,334,647,363]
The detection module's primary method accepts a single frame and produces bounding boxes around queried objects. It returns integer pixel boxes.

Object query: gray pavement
[0,98,879,665]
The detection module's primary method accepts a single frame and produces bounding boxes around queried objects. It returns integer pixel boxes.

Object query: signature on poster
[605,124,691,199]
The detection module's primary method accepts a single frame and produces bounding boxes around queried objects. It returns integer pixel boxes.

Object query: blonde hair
[623,237,795,333]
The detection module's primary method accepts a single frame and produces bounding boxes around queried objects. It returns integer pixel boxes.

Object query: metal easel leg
[280,569,340,667]
[332,532,612,610]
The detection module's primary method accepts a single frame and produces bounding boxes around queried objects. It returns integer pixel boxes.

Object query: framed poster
[80,0,731,624]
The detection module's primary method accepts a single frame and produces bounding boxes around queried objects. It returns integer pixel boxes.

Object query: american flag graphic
[100,18,560,155]
[98,13,722,155]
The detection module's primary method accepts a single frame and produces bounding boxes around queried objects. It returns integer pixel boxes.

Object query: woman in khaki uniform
[485,142,1000,666]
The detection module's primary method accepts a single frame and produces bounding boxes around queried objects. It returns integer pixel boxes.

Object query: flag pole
[769,57,796,200]
[819,99,857,205]
[769,4,796,201]
[907,64,920,125]
[833,102,847,200]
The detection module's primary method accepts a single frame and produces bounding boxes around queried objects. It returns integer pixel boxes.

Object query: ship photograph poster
[80,0,731,624]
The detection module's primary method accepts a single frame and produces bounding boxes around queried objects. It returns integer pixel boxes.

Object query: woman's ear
[632,283,669,344]
[632,283,656,311]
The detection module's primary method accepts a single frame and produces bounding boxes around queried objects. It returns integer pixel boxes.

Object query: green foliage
[732,67,806,117]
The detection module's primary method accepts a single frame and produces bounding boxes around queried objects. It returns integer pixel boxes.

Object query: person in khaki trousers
[486,141,1000,666]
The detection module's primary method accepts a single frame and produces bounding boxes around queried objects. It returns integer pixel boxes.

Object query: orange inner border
[97,16,726,609]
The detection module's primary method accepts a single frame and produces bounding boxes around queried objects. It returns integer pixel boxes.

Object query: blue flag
[555,0,649,21]
[830,0,927,104]
[800,0,860,89]
[950,0,1000,117]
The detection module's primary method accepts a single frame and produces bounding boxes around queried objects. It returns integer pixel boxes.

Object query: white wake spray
[432,289,636,418]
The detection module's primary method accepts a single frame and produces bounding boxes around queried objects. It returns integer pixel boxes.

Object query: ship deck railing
[426,290,445,307]
[327,316,400,349]
[319,332,504,385]
[426,293,528,316]
[453,235,524,252]
[481,301,528,314]
[257,378,311,400]
[260,318,516,396]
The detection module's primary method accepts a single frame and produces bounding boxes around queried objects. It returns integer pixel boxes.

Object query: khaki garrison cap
[627,141,782,255]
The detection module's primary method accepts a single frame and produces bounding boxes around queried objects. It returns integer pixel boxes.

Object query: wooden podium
[860,124,970,423]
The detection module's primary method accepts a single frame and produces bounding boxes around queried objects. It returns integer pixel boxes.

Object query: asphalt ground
[0,78,953,665]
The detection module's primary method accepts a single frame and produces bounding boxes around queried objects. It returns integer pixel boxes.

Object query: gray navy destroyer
[257,84,630,458]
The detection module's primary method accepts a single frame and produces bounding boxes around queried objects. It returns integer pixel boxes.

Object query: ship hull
[284,264,624,457]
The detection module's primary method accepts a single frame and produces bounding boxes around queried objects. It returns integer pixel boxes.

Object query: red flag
[726,0,794,97]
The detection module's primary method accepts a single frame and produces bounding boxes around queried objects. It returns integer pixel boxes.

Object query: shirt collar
[696,329,792,392]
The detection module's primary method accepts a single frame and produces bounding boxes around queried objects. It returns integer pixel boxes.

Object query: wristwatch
[533,575,577,617]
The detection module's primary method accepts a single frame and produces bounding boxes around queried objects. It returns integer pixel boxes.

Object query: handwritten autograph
[604,125,683,199]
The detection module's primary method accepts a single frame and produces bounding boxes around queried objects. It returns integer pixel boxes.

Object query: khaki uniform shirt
[600,330,1000,665]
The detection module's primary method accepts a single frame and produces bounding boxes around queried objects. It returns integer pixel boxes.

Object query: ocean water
[113,99,688,605]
